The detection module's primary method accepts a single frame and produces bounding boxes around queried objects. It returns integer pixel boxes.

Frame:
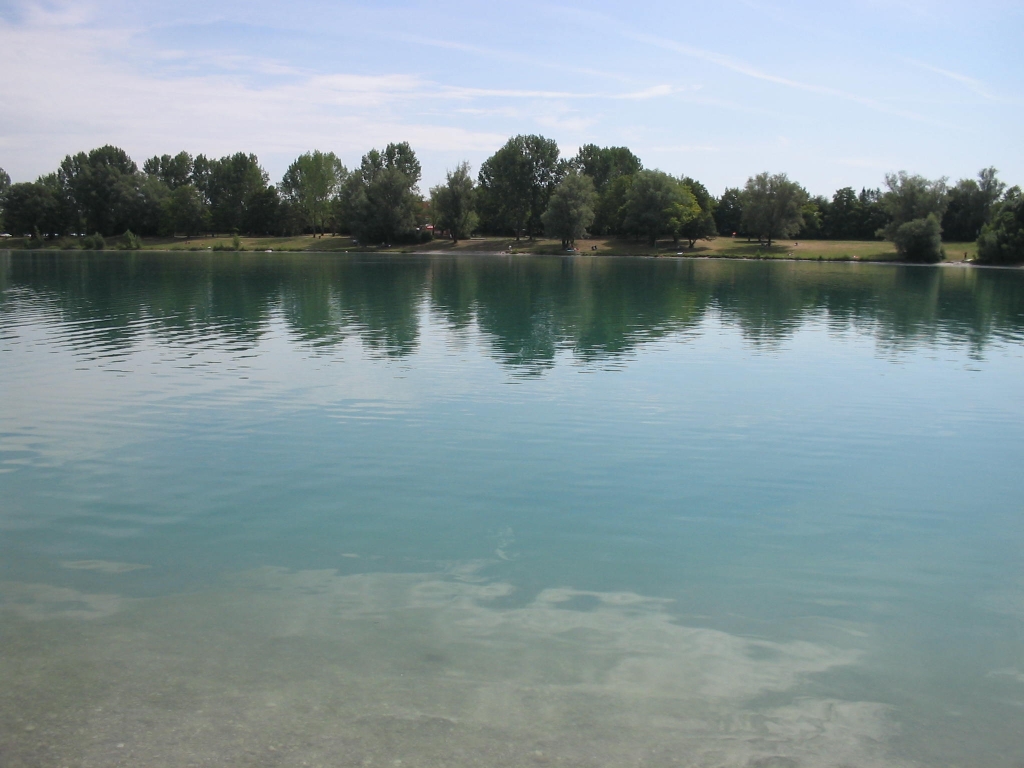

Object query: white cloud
[0,10,507,180]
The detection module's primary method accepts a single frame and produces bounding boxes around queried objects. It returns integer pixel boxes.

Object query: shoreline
[3,247,1021,270]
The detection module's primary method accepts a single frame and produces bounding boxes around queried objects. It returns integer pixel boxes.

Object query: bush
[892,215,943,262]
[118,229,142,250]
[232,234,242,251]
[977,193,1024,264]
[81,232,106,250]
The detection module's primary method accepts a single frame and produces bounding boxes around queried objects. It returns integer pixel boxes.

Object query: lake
[1,250,1023,767]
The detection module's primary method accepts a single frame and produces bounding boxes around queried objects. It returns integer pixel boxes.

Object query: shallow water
[1,251,1023,767]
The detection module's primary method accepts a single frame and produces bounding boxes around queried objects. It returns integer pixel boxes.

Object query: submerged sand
[0,563,914,768]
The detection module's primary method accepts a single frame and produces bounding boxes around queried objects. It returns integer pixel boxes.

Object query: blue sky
[1,0,1021,195]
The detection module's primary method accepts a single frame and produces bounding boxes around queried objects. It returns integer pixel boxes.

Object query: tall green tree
[977,187,1024,264]
[4,181,59,238]
[281,151,347,237]
[595,174,635,237]
[714,187,744,237]
[541,171,597,249]
[164,184,208,238]
[58,145,144,236]
[143,152,194,190]
[855,188,889,240]
[477,135,560,240]
[739,172,808,246]
[823,187,860,239]
[347,142,422,244]
[879,171,948,262]
[942,167,1005,242]
[245,186,284,236]
[677,177,717,247]
[797,195,828,239]
[620,170,696,247]
[0,167,9,230]
[430,161,478,243]
[572,145,642,193]
[194,153,269,234]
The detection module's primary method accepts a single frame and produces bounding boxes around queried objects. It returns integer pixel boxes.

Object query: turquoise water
[1,251,1023,767]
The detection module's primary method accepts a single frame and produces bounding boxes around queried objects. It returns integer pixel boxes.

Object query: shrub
[119,229,142,250]
[977,192,1024,264]
[81,232,106,250]
[892,215,943,262]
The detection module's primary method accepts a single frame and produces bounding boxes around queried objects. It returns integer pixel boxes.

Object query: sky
[0,0,1021,196]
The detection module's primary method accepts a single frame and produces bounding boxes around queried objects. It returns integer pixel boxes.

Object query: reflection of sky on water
[1,252,1023,766]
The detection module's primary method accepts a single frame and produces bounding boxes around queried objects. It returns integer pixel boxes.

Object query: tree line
[0,136,1021,264]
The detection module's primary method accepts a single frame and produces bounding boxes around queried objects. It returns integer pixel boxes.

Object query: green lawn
[412,235,919,261]
[10,233,980,262]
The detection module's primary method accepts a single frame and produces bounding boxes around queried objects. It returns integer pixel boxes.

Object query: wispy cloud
[395,34,636,84]
[623,31,952,126]
[904,58,1010,103]
[614,85,677,100]
[0,10,506,180]
[651,144,723,154]
[546,4,952,127]
[441,84,681,101]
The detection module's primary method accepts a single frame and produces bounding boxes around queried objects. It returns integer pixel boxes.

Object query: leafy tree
[665,184,701,248]
[739,172,808,246]
[430,161,478,243]
[797,195,828,239]
[196,153,269,234]
[477,135,560,240]
[245,186,284,236]
[678,177,717,247]
[714,187,744,237]
[143,152,194,190]
[855,188,889,240]
[58,145,144,236]
[571,146,643,236]
[942,167,1005,242]
[879,171,948,261]
[822,187,860,239]
[595,174,634,237]
[892,215,943,262]
[4,181,60,237]
[164,184,208,237]
[541,171,597,249]
[347,142,422,244]
[0,167,9,231]
[620,170,696,247]
[977,187,1024,264]
[135,175,169,236]
[572,145,642,193]
[280,151,347,237]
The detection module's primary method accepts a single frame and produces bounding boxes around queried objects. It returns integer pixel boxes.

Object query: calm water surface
[1,251,1023,767]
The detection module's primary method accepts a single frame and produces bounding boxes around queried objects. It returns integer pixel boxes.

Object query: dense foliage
[878,172,949,262]
[977,188,1024,264]
[739,172,808,246]
[1,144,1018,262]
[430,162,478,244]
[541,172,597,249]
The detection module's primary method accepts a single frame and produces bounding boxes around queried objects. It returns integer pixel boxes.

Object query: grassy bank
[5,234,981,262]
